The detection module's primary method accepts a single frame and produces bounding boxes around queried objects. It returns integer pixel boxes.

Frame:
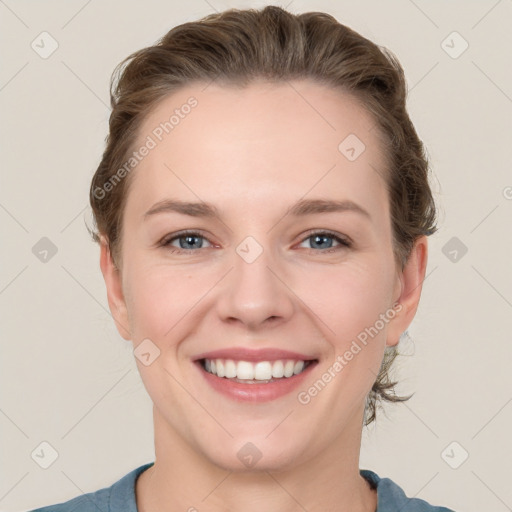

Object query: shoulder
[28,462,154,512]
[360,469,456,512]
[29,489,110,512]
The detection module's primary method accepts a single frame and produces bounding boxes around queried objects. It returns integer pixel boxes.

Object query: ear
[99,236,132,340]
[386,236,428,347]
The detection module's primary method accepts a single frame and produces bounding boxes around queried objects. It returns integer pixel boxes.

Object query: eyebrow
[287,198,371,219]
[143,198,371,221]
[144,199,219,219]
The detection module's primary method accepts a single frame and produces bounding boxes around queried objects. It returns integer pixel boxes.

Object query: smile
[201,358,314,382]
[194,349,319,402]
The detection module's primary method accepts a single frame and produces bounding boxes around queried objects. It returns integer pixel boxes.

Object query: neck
[136,407,377,512]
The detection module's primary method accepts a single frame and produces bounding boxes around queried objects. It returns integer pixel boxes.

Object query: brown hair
[89,5,437,425]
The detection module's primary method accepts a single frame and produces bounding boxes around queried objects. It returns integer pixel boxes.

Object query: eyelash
[158,229,352,255]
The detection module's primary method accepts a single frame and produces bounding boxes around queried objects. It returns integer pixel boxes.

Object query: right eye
[159,230,213,253]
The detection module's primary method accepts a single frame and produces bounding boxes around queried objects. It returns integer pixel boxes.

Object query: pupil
[182,235,201,249]
[313,235,331,249]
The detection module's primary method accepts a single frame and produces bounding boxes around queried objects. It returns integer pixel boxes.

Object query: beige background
[1,1,511,511]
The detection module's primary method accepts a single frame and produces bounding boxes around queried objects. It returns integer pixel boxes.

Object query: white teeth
[254,361,272,380]
[271,360,284,378]
[216,360,225,378]
[224,359,237,378]
[283,360,295,377]
[236,361,254,380]
[203,358,310,380]
[293,361,305,375]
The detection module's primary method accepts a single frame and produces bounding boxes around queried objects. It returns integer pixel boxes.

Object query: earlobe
[99,236,132,340]
[386,236,428,347]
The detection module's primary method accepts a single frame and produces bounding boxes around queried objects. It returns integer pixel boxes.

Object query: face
[101,79,426,471]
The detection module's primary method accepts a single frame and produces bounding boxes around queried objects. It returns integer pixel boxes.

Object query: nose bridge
[216,234,294,328]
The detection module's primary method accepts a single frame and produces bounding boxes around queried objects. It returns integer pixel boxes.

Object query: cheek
[299,257,397,396]
[299,257,396,341]
[123,263,184,340]
[124,259,216,346]
[123,265,199,403]
[300,264,395,405]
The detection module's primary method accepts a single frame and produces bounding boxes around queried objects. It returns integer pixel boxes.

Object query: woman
[32,5,455,511]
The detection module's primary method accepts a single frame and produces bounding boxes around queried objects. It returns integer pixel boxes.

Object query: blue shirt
[29,462,455,511]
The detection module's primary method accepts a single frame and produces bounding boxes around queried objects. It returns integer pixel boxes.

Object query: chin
[199,434,307,473]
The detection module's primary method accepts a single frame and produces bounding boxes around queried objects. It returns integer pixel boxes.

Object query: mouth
[199,357,316,384]
[193,349,319,402]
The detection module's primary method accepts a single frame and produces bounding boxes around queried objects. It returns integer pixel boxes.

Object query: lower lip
[195,361,317,402]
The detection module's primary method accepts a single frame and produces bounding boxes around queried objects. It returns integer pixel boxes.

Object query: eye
[159,230,213,253]
[297,230,352,252]
[158,229,352,255]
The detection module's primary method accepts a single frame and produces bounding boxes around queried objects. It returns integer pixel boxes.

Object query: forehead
[127,79,389,222]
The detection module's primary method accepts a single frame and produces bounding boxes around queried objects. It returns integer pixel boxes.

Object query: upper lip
[193,347,317,362]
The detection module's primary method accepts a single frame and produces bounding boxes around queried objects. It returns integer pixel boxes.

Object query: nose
[215,241,295,331]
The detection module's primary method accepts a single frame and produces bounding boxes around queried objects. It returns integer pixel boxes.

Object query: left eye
[297,231,351,251]
[161,231,212,251]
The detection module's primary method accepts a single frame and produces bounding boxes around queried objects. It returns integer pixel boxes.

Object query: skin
[99,79,428,512]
